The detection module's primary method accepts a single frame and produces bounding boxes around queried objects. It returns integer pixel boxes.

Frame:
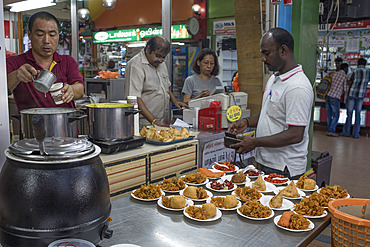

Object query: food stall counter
[99,140,198,199]
[99,192,330,247]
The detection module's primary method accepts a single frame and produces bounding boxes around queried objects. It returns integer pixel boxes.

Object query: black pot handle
[11,114,21,121]
[68,114,88,123]
[124,109,142,116]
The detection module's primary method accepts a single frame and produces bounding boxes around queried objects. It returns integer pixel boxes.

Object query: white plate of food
[274,215,314,232]
[131,189,165,201]
[183,205,222,222]
[293,209,328,219]
[180,175,209,186]
[237,203,275,221]
[223,174,251,186]
[212,163,239,174]
[317,188,350,199]
[179,189,213,202]
[259,195,294,211]
[157,195,194,211]
[205,180,237,193]
[206,196,242,211]
[273,187,306,200]
[244,181,277,193]
[293,180,319,192]
[263,174,290,185]
[158,178,187,193]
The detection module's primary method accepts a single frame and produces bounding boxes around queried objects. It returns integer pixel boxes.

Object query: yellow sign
[226,105,242,122]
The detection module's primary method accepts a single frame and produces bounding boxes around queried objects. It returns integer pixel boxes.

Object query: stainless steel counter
[99,192,330,247]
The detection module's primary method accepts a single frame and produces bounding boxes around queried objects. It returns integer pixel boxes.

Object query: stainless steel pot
[86,103,140,141]
[19,108,87,139]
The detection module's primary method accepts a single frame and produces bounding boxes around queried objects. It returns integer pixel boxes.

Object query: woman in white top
[182,48,222,104]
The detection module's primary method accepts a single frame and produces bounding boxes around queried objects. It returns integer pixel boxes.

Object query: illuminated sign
[93,24,191,43]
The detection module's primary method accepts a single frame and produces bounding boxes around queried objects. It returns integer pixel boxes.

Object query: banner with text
[93,24,191,43]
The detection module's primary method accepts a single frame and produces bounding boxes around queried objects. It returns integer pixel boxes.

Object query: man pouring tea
[6,11,84,112]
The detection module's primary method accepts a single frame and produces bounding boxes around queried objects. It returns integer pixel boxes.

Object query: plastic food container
[328,198,370,247]
[48,238,95,247]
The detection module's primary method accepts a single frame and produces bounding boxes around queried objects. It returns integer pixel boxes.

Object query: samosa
[281,181,300,198]
[269,190,284,208]
[252,174,266,191]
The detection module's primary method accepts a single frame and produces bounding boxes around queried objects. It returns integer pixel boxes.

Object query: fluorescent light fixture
[172,42,185,46]
[8,0,56,13]
[127,41,146,48]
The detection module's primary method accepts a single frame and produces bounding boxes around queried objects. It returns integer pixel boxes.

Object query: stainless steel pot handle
[68,114,88,123]
[124,109,142,116]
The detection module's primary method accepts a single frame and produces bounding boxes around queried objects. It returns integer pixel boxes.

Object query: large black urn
[0,137,112,246]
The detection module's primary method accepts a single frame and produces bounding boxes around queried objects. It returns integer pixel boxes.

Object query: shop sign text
[93,24,191,43]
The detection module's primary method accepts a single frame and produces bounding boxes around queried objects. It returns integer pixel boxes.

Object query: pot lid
[20,107,77,114]
[9,137,95,161]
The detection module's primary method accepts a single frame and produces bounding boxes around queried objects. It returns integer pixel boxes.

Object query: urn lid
[8,137,95,161]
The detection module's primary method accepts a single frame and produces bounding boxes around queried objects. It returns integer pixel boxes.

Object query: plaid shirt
[327,70,347,99]
[348,65,370,98]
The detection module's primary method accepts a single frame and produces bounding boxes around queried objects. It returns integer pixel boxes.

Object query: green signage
[93,24,191,43]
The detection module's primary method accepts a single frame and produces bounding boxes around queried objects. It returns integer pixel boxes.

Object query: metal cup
[32,70,57,93]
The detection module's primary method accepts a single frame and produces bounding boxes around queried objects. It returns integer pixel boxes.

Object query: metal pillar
[0,0,11,168]
[71,0,78,61]
[162,0,172,80]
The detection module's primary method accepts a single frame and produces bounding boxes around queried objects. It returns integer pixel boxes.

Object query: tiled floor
[307,125,370,247]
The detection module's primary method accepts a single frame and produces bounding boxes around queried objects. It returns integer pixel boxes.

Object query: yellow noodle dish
[86,103,134,108]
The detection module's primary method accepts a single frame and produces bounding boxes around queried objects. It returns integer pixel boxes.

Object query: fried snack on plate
[162,195,186,209]
[234,187,262,202]
[319,185,348,199]
[133,184,161,199]
[308,192,332,207]
[238,200,272,218]
[289,214,310,230]
[211,195,238,209]
[183,186,208,199]
[185,203,216,220]
[181,172,207,184]
[296,175,316,190]
[139,126,147,137]
[158,177,186,191]
[294,197,325,216]
[159,128,170,139]
[278,211,294,227]
[281,181,300,198]
[252,174,266,191]
[231,172,246,183]
[198,168,225,178]
[269,190,284,208]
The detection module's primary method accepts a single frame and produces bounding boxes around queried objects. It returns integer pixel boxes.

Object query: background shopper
[182,48,222,104]
[326,63,348,137]
[342,58,370,138]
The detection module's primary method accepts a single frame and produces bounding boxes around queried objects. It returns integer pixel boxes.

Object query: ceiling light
[127,42,146,48]
[7,0,56,13]
[192,4,201,16]
[103,0,116,10]
[78,8,90,22]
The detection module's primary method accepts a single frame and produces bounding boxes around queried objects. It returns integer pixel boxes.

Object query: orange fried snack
[278,211,294,228]
[133,184,161,199]
[197,168,225,178]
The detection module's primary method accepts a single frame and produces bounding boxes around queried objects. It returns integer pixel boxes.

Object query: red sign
[4,20,10,38]
[330,20,370,30]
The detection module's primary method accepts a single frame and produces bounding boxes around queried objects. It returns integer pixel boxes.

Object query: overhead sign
[213,19,236,35]
[93,24,191,43]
